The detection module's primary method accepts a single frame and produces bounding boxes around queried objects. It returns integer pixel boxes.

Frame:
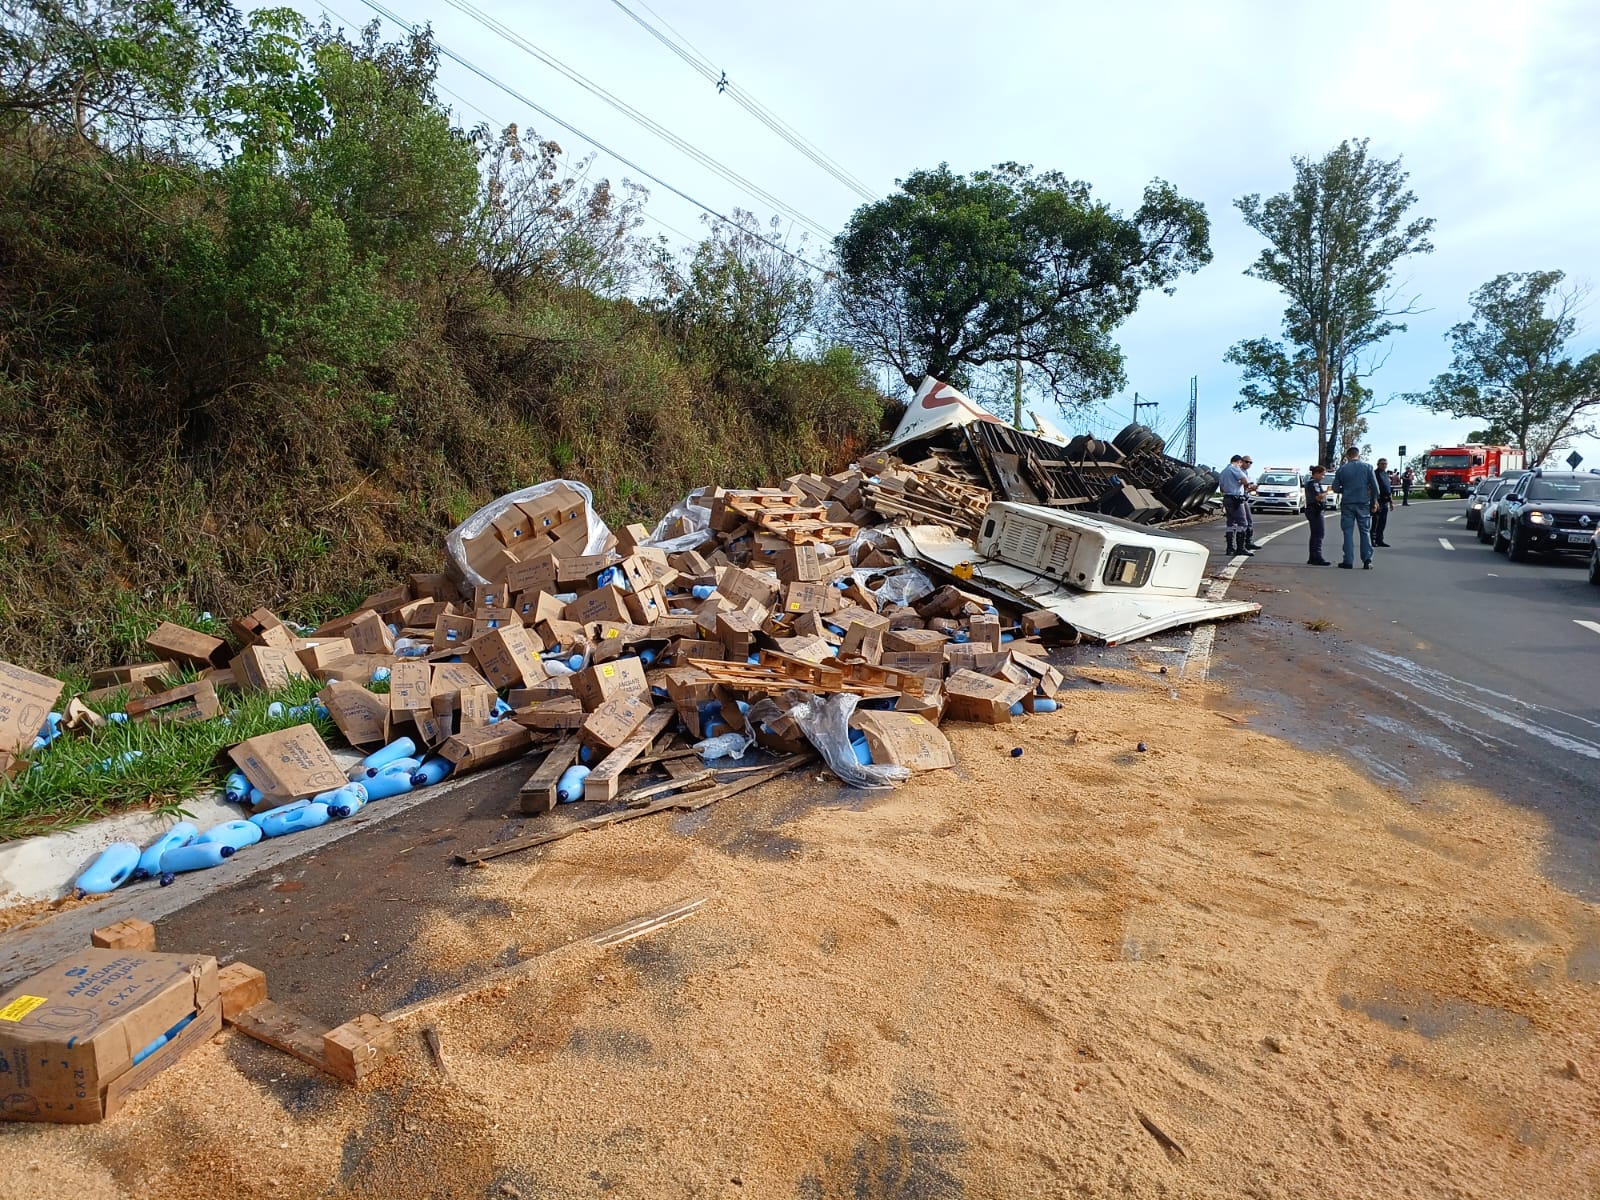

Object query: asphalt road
[1207,496,1600,902]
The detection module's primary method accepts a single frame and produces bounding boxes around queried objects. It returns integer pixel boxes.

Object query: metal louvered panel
[997,516,1045,564]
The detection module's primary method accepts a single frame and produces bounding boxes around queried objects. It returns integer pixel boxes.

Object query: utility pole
[1013,333,1023,428]
[1132,392,1159,428]
[1185,376,1198,466]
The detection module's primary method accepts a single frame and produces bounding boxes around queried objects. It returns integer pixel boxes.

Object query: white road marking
[1446,515,1462,523]
[1438,537,1455,550]
[1577,620,1600,638]
[1183,520,1306,682]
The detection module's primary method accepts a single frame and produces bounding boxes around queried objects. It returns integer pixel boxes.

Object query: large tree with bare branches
[1403,271,1600,466]
[1227,138,1434,465]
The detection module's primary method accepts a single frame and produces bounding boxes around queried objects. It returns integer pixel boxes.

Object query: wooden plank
[381,897,710,1023]
[455,754,812,864]
[323,1015,395,1083]
[582,706,675,802]
[228,1000,334,1074]
[621,770,712,807]
[518,734,581,815]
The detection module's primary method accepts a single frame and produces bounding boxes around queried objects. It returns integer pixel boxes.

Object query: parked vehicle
[1476,477,1521,544]
[1424,444,1526,499]
[1253,468,1304,513]
[1464,477,1499,530]
[1590,529,1600,586]
[1494,469,1600,561]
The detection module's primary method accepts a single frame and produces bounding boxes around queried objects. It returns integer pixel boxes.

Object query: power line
[438,0,833,240]
[351,0,831,274]
[603,0,879,203]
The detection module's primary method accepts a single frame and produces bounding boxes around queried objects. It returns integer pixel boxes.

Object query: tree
[831,162,1210,409]
[1402,271,1600,466]
[1228,138,1435,464]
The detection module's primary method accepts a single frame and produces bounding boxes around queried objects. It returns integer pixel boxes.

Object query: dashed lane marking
[1576,620,1600,638]
[1438,537,1455,550]
[1446,515,1462,523]
[1183,520,1306,683]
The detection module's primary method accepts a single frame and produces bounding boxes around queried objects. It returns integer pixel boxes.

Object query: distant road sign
[1568,451,1584,468]
[1398,445,1407,457]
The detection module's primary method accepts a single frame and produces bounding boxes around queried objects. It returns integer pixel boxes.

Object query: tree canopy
[831,162,1211,407]
[1227,138,1434,464]
[1402,271,1600,466]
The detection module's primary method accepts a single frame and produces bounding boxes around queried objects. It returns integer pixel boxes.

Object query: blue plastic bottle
[578,744,594,765]
[691,584,716,600]
[545,659,574,677]
[160,841,235,878]
[360,738,417,775]
[638,648,657,667]
[267,701,286,719]
[363,770,415,801]
[849,732,873,765]
[134,822,198,880]
[250,799,308,829]
[556,764,591,803]
[247,786,265,807]
[1031,698,1058,713]
[223,770,250,805]
[366,761,419,780]
[411,759,453,787]
[75,842,140,895]
[1009,701,1025,716]
[324,786,368,818]
[371,666,391,683]
[566,653,584,672]
[130,1012,196,1066]
[196,820,264,852]
[255,802,331,837]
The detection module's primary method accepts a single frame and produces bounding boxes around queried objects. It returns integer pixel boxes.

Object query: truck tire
[1427,490,1443,500]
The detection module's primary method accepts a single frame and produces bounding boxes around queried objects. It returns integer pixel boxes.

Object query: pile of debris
[2,377,1262,903]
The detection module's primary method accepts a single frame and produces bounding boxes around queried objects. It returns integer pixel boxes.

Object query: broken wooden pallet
[217,961,393,1084]
[455,754,812,865]
[583,706,675,802]
[518,733,580,815]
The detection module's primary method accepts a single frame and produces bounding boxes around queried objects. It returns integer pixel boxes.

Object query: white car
[1252,469,1305,513]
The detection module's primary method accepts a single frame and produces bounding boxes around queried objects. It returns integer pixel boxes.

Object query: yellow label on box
[907,715,925,724]
[606,629,619,639]
[0,994,46,1022]
[788,601,802,611]
[601,665,615,677]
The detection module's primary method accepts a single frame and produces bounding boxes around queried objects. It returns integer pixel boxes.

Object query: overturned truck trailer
[885,378,1218,527]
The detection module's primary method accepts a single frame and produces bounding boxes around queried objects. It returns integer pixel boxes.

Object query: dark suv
[1494,469,1600,561]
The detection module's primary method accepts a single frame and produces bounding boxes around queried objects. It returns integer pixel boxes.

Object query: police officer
[1372,457,1394,546]
[1305,465,1332,565]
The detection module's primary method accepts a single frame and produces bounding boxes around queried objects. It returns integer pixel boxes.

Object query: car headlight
[1471,501,1484,510]
[1527,511,1548,525]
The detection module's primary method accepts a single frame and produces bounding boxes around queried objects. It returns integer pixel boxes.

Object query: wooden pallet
[583,706,676,802]
[518,734,581,815]
[685,651,902,699]
[218,962,393,1084]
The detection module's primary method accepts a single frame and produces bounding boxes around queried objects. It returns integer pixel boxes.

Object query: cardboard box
[716,566,780,610]
[144,622,225,669]
[88,662,177,689]
[849,710,955,771]
[318,680,392,747]
[512,696,586,731]
[506,553,559,599]
[231,645,311,694]
[347,610,395,657]
[294,638,355,674]
[665,637,724,666]
[438,723,532,774]
[968,613,1002,652]
[470,625,546,689]
[229,723,347,803]
[774,544,822,582]
[716,611,760,661]
[410,573,456,602]
[491,508,535,548]
[565,585,630,626]
[571,658,649,712]
[839,613,891,663]
[388,662,432,713]
[623,584,668,625]
[511,589,564,628]
[229,608,294,649]
[893,688,946,722]
[0,950,220,1124]
[430,661,491,704]
[456,684,499,728]
[360,584,411,615]
[125,680,220,724]
[580,695,652,753]
[395,599,450,630]
[0,659,65,752]
[772,635,834,663]
[472,583,511,611]
[943,670,1031,725]
[556,552,614,588]
[400,704,447,749]
[883,628,947,653]
[944,646,1011,675]
[782,580,835,615]
[433,612,476,652]
[311,655,397,684]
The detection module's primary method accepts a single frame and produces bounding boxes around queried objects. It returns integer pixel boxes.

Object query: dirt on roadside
[1,665,1596,1200]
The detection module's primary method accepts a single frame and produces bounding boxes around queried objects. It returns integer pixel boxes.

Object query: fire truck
[1423,444,1525,499]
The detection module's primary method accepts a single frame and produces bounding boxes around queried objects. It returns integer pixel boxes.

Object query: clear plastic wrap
[643,487,717,554]
[785,693,911,789]
[855,565,936,608]
[445,479,611,589]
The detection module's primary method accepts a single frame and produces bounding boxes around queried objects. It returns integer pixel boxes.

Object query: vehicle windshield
[1473,479,1500,495]
[1258,473,1298,486]
[1526,477,1600,502]
[1489,481,1516,500]
[1427,453,1472,468]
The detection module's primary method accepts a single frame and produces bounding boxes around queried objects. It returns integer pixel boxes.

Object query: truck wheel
[1507,532,1530,562]
[1427,490,1443,500]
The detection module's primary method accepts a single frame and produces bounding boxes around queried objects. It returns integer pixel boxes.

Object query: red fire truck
[1423,444,1526,498]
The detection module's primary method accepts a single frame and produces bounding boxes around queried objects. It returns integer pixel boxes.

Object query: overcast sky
[291,0,1600,472]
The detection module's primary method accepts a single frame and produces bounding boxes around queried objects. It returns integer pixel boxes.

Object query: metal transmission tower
[1161,377,1201,466]
[1132,392,1160,428]
[1184,376,1198,465]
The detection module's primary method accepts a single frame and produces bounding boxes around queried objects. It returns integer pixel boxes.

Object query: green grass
[0,677,347,843]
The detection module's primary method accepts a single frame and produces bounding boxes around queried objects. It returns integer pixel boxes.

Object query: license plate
[1567,532,1592,545]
